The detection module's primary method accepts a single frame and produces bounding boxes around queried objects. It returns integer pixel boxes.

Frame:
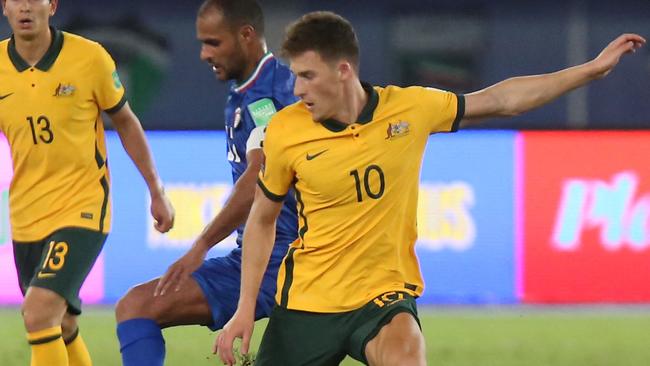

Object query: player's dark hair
[282,11,359,68]
[198,0,265,36]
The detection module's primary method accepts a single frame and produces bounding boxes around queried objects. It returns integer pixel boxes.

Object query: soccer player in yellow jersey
[0,1,175,365]
[216,11,645,366]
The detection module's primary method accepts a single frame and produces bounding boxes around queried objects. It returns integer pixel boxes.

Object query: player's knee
[21,303,62,332]
[21,290,66,331]
[366,313,426,366]
[115,283,172,324]
[115,285,153,322]
[22,309,50,332]
[380,340,426,366]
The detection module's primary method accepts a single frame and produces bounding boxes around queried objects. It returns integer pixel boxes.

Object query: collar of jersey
[8,27,63,72]
[233,52,274,94]
[321,82,379,133]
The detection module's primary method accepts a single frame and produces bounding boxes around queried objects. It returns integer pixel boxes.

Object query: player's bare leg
[61,313,78,339]
[22,287,67,331]
[364,313,426,366]
[115,276,213,327]
[22,287,69,365]
[115,276,214,366]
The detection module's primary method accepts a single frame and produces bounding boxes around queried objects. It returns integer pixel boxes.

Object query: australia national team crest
[53,83,75,97]
[385,121,410,140]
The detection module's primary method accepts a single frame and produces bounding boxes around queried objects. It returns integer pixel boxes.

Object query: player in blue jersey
[114,1,298,365]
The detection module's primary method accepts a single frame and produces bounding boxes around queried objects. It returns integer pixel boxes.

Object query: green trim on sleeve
[451,94,465,132]
[105,95,127,114]
[257,178,286,202]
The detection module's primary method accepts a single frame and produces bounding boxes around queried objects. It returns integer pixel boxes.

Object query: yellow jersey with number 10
[0,29,126,241]
[258,83,464,312]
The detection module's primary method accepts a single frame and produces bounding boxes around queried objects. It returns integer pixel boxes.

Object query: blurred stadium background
[0,0,646,130]
[1,0,650,365]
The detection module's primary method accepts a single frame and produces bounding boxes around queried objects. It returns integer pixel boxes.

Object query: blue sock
[117,318,165,366]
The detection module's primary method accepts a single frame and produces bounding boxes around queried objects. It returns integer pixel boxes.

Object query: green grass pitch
[1,306,650,365]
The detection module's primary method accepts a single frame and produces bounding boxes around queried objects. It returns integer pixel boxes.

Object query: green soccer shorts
[255,291,420,366]
[13,227,107,315]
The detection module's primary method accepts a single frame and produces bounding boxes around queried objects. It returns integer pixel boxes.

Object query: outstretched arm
[462,33,646,125]
[109,102,175,233]
[215,186,283,365]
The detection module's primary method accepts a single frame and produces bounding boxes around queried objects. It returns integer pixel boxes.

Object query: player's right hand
[151,192,175,233]
[154,247,206,296]
[590,33,645,79]
[215,309,254,366]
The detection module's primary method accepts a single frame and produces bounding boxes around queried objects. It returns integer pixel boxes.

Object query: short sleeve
[257,120,294,202]
[416,87,464,133]
[92,45,126,113]
[246,126,265,152]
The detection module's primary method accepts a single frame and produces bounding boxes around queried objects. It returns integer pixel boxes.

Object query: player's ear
[49,0,58,16]
[337,61,354,81]
[239,24,255,43]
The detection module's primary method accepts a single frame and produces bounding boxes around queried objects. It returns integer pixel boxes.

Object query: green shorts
[255,291,420,366]
[13,227,107,315]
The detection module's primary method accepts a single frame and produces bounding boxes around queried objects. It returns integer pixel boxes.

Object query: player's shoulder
[270,59,298,105]
[378,84,452,104]
[250,55,295,93]
[262,102,306,149]
[61,31,101,49]
[272,101,308,122]
[60,31,109,59]
[271,57,294,82]
[378,84,427,96]
[265,101,308,134]
[243,58,297,119]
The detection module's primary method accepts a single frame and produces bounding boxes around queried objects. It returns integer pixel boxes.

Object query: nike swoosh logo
[306,149,328,160]
[37,272,55,279]
[0,93,13,100]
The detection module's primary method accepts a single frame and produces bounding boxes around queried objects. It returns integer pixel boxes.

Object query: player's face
[290,51,345,122]
[2,0,56,41]
[196,8,247,82]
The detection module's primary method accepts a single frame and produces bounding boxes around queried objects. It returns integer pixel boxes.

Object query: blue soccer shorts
[191,248,285,331]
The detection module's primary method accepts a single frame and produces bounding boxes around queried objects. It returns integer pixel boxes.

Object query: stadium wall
[1,131,649,305]
[2,1,647,130]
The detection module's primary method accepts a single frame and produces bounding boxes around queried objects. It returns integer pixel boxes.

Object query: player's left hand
[154,246,205,296]
[151,191,175,233]
[214,309,254,366]
[590,33,645,79]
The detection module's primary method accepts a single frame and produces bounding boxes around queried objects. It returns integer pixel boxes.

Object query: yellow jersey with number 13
[0,29,126,241]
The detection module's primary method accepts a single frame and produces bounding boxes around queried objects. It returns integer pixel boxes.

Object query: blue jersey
[224,53,298,252]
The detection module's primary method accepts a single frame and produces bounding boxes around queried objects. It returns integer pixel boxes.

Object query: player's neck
[333,80,367,125]
[13,28,52,66]
[238,43,268,84]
